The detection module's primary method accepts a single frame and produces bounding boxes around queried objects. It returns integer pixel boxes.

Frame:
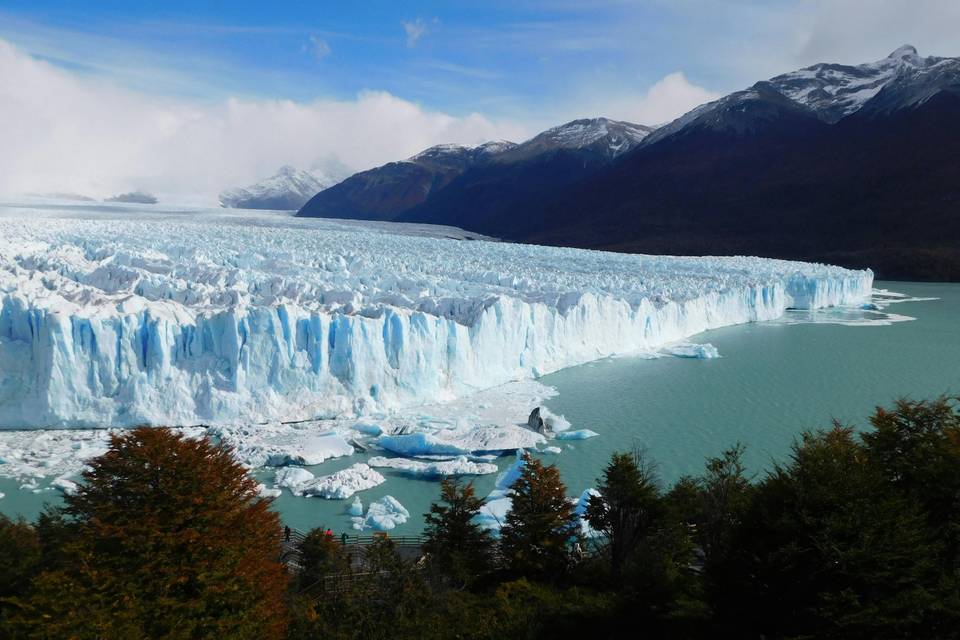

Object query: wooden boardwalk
[280,527,427,571]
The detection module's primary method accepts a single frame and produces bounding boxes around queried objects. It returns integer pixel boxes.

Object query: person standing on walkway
[284,525,291,542]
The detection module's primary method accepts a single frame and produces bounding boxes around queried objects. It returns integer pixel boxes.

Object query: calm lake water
[2,281,958,536]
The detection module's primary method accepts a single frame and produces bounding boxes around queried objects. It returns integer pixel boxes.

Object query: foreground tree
[585,451,661,582]
[0,516,41,618]
[4,427,288,639]
[299,528,351,589]
[862,396,960,565]
[500,454,580,578]
[423,478,494,585]
[728,426,945,638]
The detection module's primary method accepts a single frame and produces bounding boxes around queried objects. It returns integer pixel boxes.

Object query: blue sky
[0,1,956,200]
[0,1,729,116]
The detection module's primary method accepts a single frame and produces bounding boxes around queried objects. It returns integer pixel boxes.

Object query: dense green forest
[1,397,959,639]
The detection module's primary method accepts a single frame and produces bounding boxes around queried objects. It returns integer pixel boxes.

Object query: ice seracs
[0,209,872,428]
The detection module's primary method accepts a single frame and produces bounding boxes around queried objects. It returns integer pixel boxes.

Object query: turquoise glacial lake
[2,282,958,537]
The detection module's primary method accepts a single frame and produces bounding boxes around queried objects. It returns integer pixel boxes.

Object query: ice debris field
[0,203,882,530]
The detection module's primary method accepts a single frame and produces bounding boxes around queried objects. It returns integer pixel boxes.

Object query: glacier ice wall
[0,213,872,428]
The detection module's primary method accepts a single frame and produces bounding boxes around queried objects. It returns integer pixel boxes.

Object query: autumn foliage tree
[500,454,580,579]
[4,427,288,639]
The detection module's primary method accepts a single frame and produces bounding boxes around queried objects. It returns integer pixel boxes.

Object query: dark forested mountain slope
[300,47,960,280]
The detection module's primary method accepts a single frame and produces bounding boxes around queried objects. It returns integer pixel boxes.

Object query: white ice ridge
[0,211,872,428]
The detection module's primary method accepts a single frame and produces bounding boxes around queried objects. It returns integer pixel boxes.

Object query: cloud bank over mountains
[0,39,525,203]
[0,35,725,204]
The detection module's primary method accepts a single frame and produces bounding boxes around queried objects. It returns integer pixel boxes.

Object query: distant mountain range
[297,118,652,224]
[298,46,960,280]
[106,191,158,204]
[220,165,347,210]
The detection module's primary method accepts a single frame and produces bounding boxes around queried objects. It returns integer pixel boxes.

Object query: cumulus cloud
[622,72,719,125]
[0,38,528,204]
[402,18,430,48]
[564,71,719,127]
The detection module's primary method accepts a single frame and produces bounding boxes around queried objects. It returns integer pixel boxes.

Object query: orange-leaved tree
[5,427,288,639]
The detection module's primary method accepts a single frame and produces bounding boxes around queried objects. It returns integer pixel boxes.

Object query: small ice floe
[349,496,364,517]
[52,476,79,495]
[662,342,720,359]
[257,484,282,499]
[353,421,384,437]
[555,429,599,441]
[352,495,409,531]
[527,406,571,433]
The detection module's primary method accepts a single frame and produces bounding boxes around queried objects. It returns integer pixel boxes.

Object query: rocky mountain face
[521,46,960,280]
[300,47,960,280]
[297,118,650,222]
[105,191,158,204]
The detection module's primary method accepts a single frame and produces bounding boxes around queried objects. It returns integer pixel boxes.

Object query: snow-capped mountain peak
[220,165,347,210]
[541,117,651,150]
[887,44,919,61]
[506,117,654,161]
[407,140,519,166]
[647,45,960,143]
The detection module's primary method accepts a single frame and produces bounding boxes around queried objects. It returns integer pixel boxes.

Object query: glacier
[0,207,873,429]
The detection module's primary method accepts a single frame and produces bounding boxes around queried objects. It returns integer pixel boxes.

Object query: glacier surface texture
[0,210,872,428]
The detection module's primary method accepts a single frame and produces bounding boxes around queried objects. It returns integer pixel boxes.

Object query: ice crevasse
[0,216,873,428]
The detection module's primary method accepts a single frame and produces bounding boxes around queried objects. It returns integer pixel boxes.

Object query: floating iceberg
[356,495,410,531]
[214,427,354,467]
[349,496,364,516]
[661,342,720,359]
[377,433,469,457]
[273,466,316,495]
[256,484,282,499]
[367,455,498,477]
[572,488,602,538]
[0,210,872,428]
[298,463,385,499]
[476,452,527,532]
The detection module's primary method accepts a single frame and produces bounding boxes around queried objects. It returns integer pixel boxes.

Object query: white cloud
[622,72,719,126]
[562,71,719,127]
[402,18,429,48]
[790,0,960,67]
[305,35,331,61]
[0,38,529,204]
